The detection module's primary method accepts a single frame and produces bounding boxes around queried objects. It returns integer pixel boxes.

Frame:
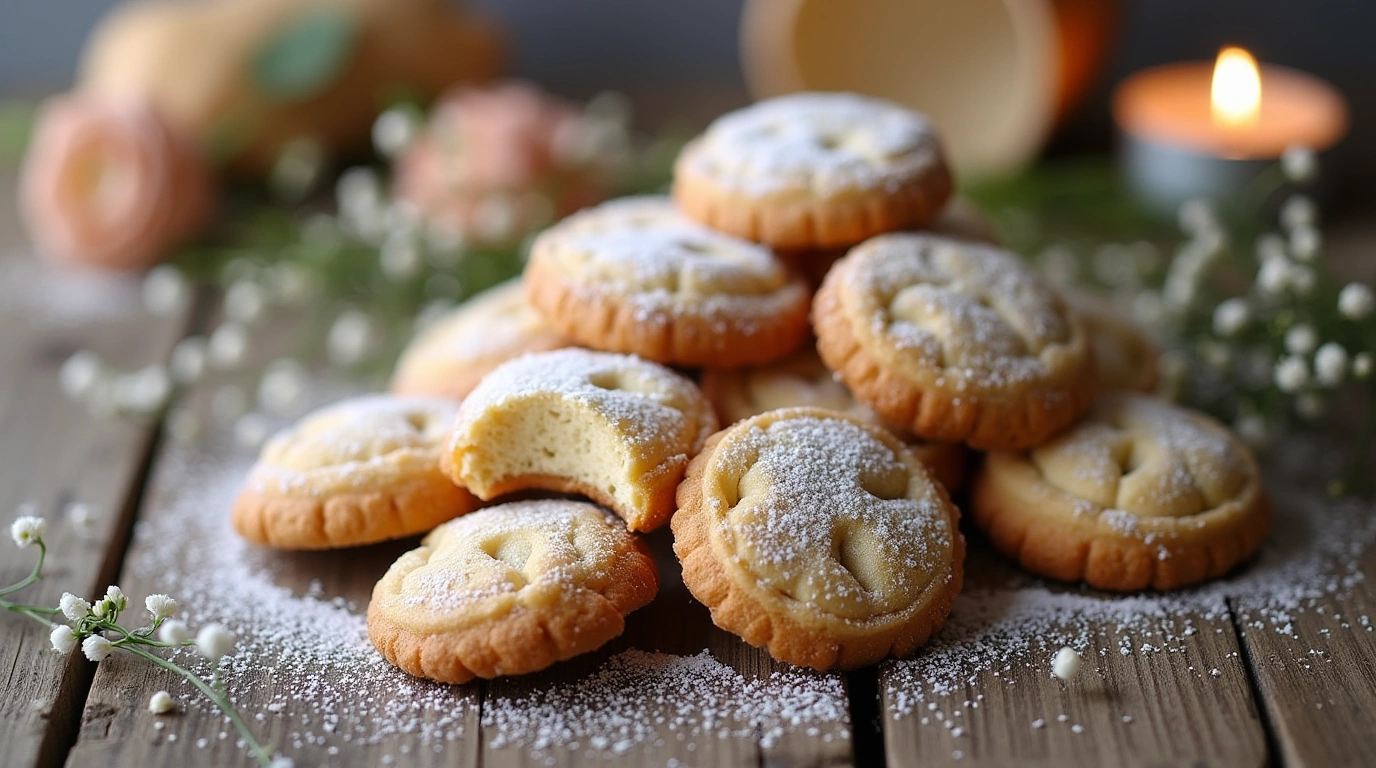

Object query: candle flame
[1212,46,1262,127]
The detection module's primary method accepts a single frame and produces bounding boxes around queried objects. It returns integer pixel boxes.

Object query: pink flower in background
[395,81,616,242]
[20,94,215,271]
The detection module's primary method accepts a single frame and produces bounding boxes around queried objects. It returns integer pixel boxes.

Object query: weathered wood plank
[0,179,193,768]
[1232,482,1376,768]
[479,530,853,768]
[879,543,1268,768]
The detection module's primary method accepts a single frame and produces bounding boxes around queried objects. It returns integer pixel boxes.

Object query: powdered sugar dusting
[482,649,849,755]
[885,437,1376,730]
[846,233,1076,391]
[711,412,955,619]
[682,92,942,198]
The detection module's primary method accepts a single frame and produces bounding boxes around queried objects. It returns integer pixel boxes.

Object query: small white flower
[1280,196,1318,231]
[148,691,176,714]
[82,635,113,662]
[372,108,419,159]
[1353,352,1374,380]
[158,619,191,644]
[1296,392,1326,421]
[1256,257,1293,296]
[268,757,296,768]
[196,623,236,661]
[224,280,267,325]
[1288,226,1322,262]
[168,336,208,385]
[142,265,191,316]
[327,310,375,366]
[1314,343,1348,386]
[1338,283,1375,320]
[66,502,98,532]
[1212,299,1251,337]
[257,358,309,416]
[1177,199,1217,236]
[104,586,128,612]
[10,516,45,548]
[145,594,178,621]
[60,592,91,621]
[50,625,77,655]
[59,350,103,399]
[208,323,250,370]
[380,232,423,281]
[1051,647,1082,681]
[1274,356,1310,392]
[1284,324,1319,355]
[112,365,172,416]
[1282,145,1317,183]
[234,413,272,451]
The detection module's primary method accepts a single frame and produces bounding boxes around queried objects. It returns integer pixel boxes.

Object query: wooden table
[2,176,1375,768]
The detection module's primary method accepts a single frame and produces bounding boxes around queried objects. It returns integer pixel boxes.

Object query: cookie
[673,407,964,670]
[971,393,1270,591]
[444,348,718,532]
[391,279,569,401]
[232,395,482,549]
[368,499,658,683]
[1066,290,1159,392]
[779,197,1002,290]
[700,346,968,492]
[813,233,1097,450]
[524,196,811,367]
[672,92,952,250]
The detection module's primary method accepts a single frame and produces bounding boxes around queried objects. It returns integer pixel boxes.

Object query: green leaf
[252,7,359,102]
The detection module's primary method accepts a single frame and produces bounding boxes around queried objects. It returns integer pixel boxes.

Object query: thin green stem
[0,541,47,596]
[120,645,274,767]
[3,603,58,627]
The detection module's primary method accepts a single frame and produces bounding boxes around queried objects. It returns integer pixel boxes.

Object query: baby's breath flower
[1338,283,1375,320]
[1177,199,1217,236]
[1212,299,1251,337]
[1290,264,1317,296]
[327,310,375,366]
[10,516,45,548]
[1280,196,1318,231]
[372,108,419,159]
[1314,343,1348,386]
[224,280,267,325]
[149,691,175,714]
[196,623,236,661]
[104,586,128,612]
[50,625,77,655]
[1282,145,1318,183]
[1353,352,1374,380]
[1288,226,1322,262]
[60,592,91,621]
[145,594,178,621]
[233,413,272,451]
[268,757,296,768]
[1284,324,1319,355]
[82,635,113,662]
[208,322,250,370]
[1274,356,1310,393]
[59,350,103,399]
[142,265,191,316]
[1256,257,1293,296]
[258,358,309,416]
[158,619,190,644]
[168,336,208,385]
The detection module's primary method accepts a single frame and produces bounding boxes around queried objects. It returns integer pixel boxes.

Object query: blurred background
[3,0,1374,198]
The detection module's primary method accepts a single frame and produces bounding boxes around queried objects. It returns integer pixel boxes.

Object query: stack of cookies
[232,92,1271,684]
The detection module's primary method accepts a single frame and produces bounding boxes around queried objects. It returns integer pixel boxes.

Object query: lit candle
[1113,47,1348,214]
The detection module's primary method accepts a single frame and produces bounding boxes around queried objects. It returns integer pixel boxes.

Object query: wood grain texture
[1232,486,1376,768]
[880,543,1268,768]
[0,180,193,768]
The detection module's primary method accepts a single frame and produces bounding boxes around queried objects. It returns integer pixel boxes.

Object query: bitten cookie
[232,395,482,549]
[368,499,658,683]
[524,196,811,367]
[813,233,1098,450]
[700,347,968,492]
[673,407,964,670]
[971,393,1271,591]
[1066,290,1159,393]
[391,279,569,400]
[444,348,718,532]
[673,92,952,250]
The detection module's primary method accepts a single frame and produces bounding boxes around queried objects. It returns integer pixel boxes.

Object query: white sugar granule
[886,437,1376,722]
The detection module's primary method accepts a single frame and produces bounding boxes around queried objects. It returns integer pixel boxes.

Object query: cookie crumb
[148,691,174,715]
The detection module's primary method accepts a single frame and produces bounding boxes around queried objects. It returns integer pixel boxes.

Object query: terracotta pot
[741,0,1120,177]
